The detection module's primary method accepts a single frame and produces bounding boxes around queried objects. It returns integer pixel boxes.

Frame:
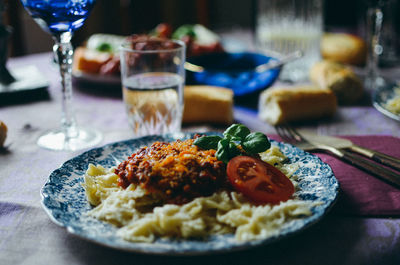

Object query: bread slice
[310,60,363,105]
[183,85,233,124]
[73,47,112,74]
[0,121,7,147]
[321,33,367,66]
[258,86,337,125]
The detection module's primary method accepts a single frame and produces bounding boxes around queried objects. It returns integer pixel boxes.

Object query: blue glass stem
[53,32,78,139]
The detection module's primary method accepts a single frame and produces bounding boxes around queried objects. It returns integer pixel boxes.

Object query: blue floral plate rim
[40,132,339,255]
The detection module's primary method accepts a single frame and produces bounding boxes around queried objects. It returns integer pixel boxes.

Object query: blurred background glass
[369,0,399,68]
[3,0,400,63]
[255,0,323,83]
[357,0,399,92]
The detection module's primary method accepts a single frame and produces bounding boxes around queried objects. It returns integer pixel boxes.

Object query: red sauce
[115,137,227,204]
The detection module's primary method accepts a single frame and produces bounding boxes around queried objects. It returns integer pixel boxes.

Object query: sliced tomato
[155,23,173,38]
[226,156,294,204]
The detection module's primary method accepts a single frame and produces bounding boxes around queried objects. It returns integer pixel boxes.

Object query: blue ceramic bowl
[186,52,280,97]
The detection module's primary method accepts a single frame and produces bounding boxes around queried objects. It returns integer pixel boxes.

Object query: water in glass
[123,73,184,136]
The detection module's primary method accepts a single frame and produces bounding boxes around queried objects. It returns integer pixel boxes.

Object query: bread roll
[73,47,112,74]
[183,85,233,124]
[321,33,367,66]
[258,86,337,125]
[310,60,363,105]
[0,121,7,147]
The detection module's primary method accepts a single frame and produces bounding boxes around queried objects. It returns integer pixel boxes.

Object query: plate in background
[72,70,121,86]
[186,52,280,97]
[373,82,400,122]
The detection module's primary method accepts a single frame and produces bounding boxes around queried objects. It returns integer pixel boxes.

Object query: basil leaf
[216,138,230,163]
[228,142,241,157]
[223,124,250,141]
[194,135,222,150]
[242,132,271,154]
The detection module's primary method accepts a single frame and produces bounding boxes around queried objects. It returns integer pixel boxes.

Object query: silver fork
[275,125,400,189]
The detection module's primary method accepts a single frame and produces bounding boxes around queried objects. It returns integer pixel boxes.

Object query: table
[1,52,400,265]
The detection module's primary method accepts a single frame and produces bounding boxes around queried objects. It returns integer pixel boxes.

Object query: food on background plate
[83,124,317,243]
[321,33,367,66]
[385,86,400,115]
[85,34,126,53]
[73,24,224,77]
[73,47,113,74]
[183,85,233,124]
[169,24,224,57]
[0,121,7,147]
[310,60,364,105]
[73,34,125,76]
[258,85,337,125]
[152,23,224,57]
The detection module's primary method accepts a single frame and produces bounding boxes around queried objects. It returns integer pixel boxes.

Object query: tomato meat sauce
[115,137,227,204]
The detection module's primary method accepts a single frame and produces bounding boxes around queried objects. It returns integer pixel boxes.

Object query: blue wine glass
[20,0,102,151]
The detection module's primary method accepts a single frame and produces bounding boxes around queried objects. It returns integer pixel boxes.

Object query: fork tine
[285,125,304,142]
[275,125,286,141]
[275,124,307,145]
[275,125,295,143]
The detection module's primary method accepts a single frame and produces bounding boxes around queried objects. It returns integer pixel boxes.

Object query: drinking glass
[255,0,323,82]
[364,0,399,91]
[20,0,102,151]
[120,38,186,136]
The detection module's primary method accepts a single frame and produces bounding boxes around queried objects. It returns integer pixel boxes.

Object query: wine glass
[20,0,102,151]
[364,0,399,91]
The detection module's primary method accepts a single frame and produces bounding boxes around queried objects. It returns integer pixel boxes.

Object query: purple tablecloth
[1,52,400,265]
[271,135,400,216]
[320,135,400,216]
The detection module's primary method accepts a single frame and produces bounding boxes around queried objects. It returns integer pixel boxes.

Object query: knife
[299,130,400,172]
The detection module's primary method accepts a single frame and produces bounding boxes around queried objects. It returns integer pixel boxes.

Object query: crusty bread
[183,85,233,124]
[258,86,337,125]
[73,47,112,74]
[0,121,7,147]
[310,60,363,105]
[321,33,367,66]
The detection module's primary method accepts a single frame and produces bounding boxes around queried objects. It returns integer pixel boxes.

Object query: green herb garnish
[194,124,271,163]
[242,132,270,154]
[96,43,113,53]
[192,135,222,150]
[172,25,196,40]
[223,124,250,141]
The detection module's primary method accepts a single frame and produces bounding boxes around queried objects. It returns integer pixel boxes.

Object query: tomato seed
[255,181,275,193]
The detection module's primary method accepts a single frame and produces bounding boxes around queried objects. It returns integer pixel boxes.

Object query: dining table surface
[1,36,400,265]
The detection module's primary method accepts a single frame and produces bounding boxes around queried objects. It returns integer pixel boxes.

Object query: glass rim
[120,39,185,54]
